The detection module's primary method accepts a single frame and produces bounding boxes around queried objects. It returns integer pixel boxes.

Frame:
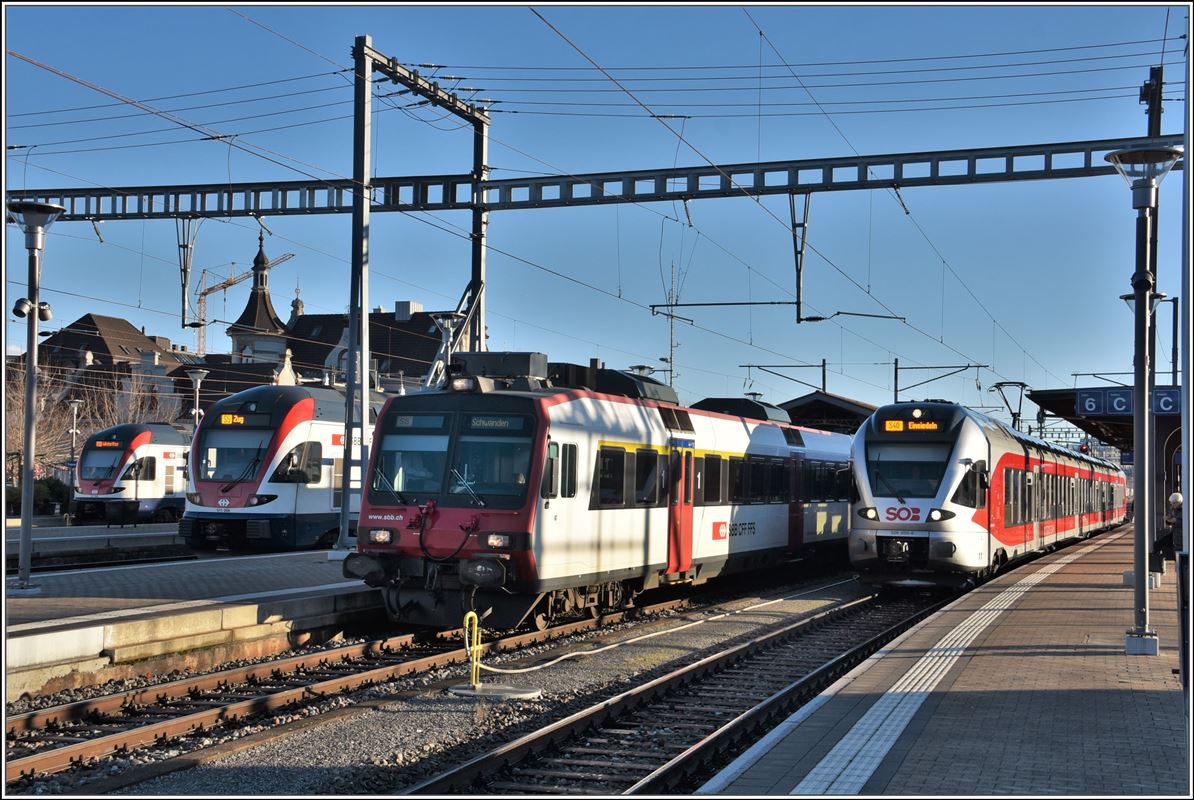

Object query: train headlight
[858,507,879,520]
[450,377,477,392]
[247,494,278,506]
[485,533,511,548]
[927,508,956,522]
[368,529,393,544]
[186,492,202,504]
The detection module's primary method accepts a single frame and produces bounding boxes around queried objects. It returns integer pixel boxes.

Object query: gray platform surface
[701,528,1188,796]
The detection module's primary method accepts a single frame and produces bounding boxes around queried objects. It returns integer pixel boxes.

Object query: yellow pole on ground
[463,611,481,687]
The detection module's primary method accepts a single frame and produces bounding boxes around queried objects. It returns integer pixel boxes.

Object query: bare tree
[4,365,77,483]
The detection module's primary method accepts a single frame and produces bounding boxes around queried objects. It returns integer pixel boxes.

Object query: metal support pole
[1128,191,1158,654]
[1172,297,1180,387]
[470,120,489,351]
[821,358,827,392]
[18,245,42,588]
[335,35,372,553]
[893,358,899,403]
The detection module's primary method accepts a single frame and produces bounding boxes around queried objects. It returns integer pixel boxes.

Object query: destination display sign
[884,419,940,432]
[220,413,246,426]
[469,415,525,431]
[94,440,122,448]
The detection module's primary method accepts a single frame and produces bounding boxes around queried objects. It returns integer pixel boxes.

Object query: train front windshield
[371,411,534,508]
[197,429,273,481]
[79,446,124,480]
[866,443,952,499]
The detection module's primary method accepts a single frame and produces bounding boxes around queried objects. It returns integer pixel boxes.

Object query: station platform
[700,528,1189,796]
[4,550,382,699]
[5,522,187,567]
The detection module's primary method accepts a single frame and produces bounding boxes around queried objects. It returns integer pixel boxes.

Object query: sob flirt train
[849,401,1127,588]
[74,423,190,524]
[181,384,383,551]
[343,352,852,630]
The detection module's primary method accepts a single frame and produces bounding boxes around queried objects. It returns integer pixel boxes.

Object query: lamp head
[7,200,67,251]
[12,298,33,318]
[37,302,52,322]
[185,368,210,385]
[1105,145,1183,187]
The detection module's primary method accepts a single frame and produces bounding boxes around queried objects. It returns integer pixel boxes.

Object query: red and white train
[344,352,853,630]
[74,423,190,524]
[182,384,382,551]
[848,401,1127,588]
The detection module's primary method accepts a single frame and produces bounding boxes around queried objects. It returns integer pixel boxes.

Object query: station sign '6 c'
[1076,387,1181,416]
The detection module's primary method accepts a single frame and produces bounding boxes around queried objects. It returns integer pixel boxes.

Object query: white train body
[182,385,380,550]
[74,423,190,523]
[345,355,853,629]
[849,401,1127,588]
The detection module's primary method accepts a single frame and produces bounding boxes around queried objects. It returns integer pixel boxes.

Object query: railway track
[404,591,952,795]
[4,598,692,786]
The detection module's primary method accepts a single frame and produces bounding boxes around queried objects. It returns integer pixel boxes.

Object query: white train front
[849,401,1127,588]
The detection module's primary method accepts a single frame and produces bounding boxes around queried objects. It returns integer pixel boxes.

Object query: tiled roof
[38,313,181,368]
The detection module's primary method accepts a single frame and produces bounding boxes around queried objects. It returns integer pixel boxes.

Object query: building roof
[38,313,181,368]
[226,234,286,338]
[166,361,290,417]
[284,309,444,380]
[778,390,878,435]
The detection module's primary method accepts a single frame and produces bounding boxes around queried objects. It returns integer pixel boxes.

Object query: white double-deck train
[74,423,190,524]
[182,384,383,551]
[849,401,1127,588]
[344,352,852,630]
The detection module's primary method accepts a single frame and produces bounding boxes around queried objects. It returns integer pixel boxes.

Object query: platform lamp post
[1105,143,1183,656]
[7,199,66,592]
[186,369,209,432]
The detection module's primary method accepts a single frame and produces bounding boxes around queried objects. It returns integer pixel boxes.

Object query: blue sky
[4,3,1189,426]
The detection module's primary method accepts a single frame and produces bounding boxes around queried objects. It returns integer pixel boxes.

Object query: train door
[667,441,695,575]
[789,455,805,553]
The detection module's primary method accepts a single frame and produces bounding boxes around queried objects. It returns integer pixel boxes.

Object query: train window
[561,444,578,498]
[685,452,694,504]
[833,463,852,501]
[597,448,626,507]
[332,458,344,508]
[635,450,661,506]
[80,446,122,480]
[729,457,745,503]
[273,442,323,484]
[748,458,768,504]
[674,410,695,433]
[542,442,559,499]
[864,443,951,499]
[782,428,804,447]
[658,407,678,429]
[123,457,155,482]
[704,456,722,504]
[951,468,981,508]
[768,461,787,503]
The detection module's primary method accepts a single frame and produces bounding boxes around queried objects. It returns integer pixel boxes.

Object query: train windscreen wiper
[874,454,906,505]
[221,447,263,493]
[451,467,487,507]
[372,465,410,506]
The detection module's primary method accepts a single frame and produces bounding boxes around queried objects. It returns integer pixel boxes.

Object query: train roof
[207,383,386,423]
[85,422,189,446]
[865,401,1121,473]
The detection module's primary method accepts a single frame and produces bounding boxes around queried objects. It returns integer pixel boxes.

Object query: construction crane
[194,252,294,355]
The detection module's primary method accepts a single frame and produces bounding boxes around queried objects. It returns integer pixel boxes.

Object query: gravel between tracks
[16,575,871,795]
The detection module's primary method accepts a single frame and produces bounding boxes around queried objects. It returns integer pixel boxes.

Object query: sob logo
[884,506,922,522]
